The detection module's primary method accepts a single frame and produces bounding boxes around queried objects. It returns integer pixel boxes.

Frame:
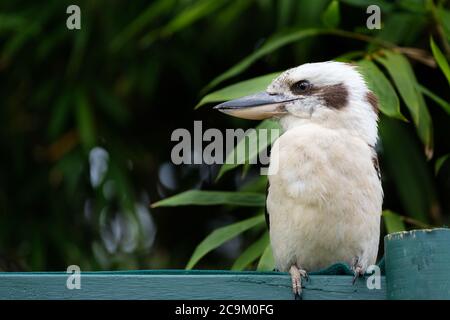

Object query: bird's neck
[279,115,310,132]
[278,112,378,147]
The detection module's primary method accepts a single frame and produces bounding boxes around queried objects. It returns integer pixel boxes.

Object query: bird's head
[214,61,379,146]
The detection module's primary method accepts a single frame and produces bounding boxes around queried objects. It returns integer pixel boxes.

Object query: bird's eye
[291,80,311,94]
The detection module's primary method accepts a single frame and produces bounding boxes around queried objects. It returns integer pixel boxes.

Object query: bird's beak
[213,91,292,120]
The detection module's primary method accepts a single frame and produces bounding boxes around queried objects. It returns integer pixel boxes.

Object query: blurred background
[0,0,449,272]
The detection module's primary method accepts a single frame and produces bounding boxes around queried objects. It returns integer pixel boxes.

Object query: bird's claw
[301,270,310,283]
[352,270,362,285]
[290,265,308,299]
[351,257,364,285]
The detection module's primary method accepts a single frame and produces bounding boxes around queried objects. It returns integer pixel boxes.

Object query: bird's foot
[351,257,364,285]
[289,265,308,300]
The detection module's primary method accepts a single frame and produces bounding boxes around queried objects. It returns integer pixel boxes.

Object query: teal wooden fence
[0,270,385,300]
[0,229,448,300]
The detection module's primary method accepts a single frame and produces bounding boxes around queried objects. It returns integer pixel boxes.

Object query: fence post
[384,228,450,299]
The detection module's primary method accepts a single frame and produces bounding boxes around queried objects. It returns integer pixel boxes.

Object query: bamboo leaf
[276,0,296,29]
[376,51,433,157]
[67,21,89,77]
[239,175,268,193]
[94,86,131,125]
[322,0,340,28]
[140,0,228,46]
[379,116,436,223]
[231,232,269,271]
[151,190,266,208]
[382,210,406,234]
[257,243,275,271]
[195,72,281,109]
[430,37,450,87]
[162,0,227,36]
[0,14,27,32]
[202,27,399,92]
[435,154,449,175]
[111,0,176,51]
[436,8,450,42]
[418,84,450,116]
[335,50,365,62]
[48,93,71,139]
[186,215,265,269]
[75,91,96,150]
[339,0,394,12]
[203,28,325,92]
[357,59,405,120]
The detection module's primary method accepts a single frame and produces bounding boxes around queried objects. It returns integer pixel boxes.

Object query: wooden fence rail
[0,229,448,300]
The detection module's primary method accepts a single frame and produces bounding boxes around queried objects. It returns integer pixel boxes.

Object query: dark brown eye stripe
[288,82,349,109]
[313,83,349,109]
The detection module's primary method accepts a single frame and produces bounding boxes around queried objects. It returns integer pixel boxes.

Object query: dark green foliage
[0,0,449,272]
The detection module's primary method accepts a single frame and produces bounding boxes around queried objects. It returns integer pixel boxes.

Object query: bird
[214,61,383,298]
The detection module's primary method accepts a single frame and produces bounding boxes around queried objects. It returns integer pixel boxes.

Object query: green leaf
[418,84,450,116]
[382,210,406,234]
[203,28,325,92]
[430,37,450,87]
[140,0,228,46]
[357,59,405,120]
[54,151,84,196]
[108,159,136,213]
[276,0,296,29]
[94,86,131,125]
[151,190,266,208]
[379,116,436,223]
[435,154,449,175]
[369,12,426,48]
[231,232,269,271]
[339,0,394,12]
[0,14,27,33]
[48,93,71,139]
[202,27,399,92]
[376,51,433,157]
[195,72,281,109]
[397,0,426,13]
[436,8,450,42]
[111,0,176,51]
[0,6,57,63]
[211,0,254,31]
[239,175,268,193]
[257,243,275,271]
[75,91,96,150]
[67,22,89,77]
[334,50,365,62]
[322,0,340,28]
[186,215,265,269]
[216,119,282,180]
[163,0,226,37]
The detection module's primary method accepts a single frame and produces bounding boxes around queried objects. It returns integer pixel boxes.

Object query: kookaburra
[214,61,383,298]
